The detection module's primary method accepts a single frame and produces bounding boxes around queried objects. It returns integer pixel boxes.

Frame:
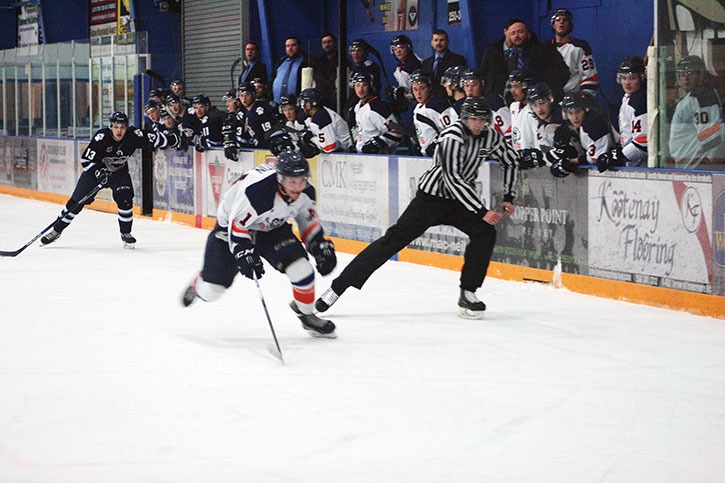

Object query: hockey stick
[145,69,166,88]
[0,179,107,257]
[252,271,284,364]
[230,57,243,88]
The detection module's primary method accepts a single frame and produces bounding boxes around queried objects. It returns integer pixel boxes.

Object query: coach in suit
[421,29,467,96]
[238,41,268,86]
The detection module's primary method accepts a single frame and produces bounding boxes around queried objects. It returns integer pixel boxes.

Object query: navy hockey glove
[519,148,545,170]
[269,132,295,156]
[309,237,337,276]
[361,136,386,154]
[553,123,576,148]
[597,147,627,172]
[224,143,238,162]
[234,246,265,280]
[298,141,321,159]
[194,136,207,153]
[301,130,314,145]
[94,167,110,185]
[550,158,578,178]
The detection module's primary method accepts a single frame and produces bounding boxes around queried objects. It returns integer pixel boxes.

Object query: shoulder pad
[628,89,647,115]
[581,110,611,140]
[690,84,721,108]
[569,38,593,55]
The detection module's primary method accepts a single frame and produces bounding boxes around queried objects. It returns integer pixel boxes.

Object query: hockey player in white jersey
[350,71,403,153]
[668,55,724,168]
[550,91,616,177]
[505,70,535,151]
[597,56,648,172]
[298,88,353,153]
[550,8,599,97]
[410,70,451,156]
[181,150,338,338]
[461,69,511,145]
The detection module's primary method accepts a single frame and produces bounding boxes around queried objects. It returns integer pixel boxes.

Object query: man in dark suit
[420,29,467,96]
[238,41,268,86]
[479,19,570,102]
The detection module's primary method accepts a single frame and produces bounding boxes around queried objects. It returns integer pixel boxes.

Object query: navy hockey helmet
[349,38,369,54]
[461,69,483,87]
[440,65,466,87]
[144,100,160,111]
[109,111,129,125]
[409,69,432,86]
[349,71,375,92]
[276,150,310,179]
[561,91,590,111]
[170,79,184,87]
[192,94,210,106]
[526,82,553,103]
[390,34,413,54]
[507,69,535,90]
[279,93,298,107]
[676,55,705,77]
[460,97,493,122]
[617,56,646,83]
[238,82,255,95]
[159,108,171,119]
[165,93,181,105]
[550,8,573,29]
[298,88,322,108]
[149,88,166,99]
[222,89,237,101]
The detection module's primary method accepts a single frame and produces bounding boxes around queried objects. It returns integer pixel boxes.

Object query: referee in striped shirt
[316,97,519,319]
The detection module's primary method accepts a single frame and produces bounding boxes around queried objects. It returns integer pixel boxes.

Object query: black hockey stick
[0,179,106,257]
[145,69,166,88]
[252,271,284,364]
[230,57,243,88]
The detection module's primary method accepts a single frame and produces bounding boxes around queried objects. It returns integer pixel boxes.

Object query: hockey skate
[314,287,340,313]
[458,289,486,320]
[40,229,61,246]
[121,233,136,249]
[290,301,337,338]
[181,275,200,307]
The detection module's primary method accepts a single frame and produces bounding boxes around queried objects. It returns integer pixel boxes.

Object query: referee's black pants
[332,190,497,294]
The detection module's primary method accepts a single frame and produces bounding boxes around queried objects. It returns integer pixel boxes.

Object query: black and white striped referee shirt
[417,120,518,215]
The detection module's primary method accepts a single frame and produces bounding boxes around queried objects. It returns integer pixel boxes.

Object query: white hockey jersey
[413,94,451,155]
[618,88,648,165]
[554,38,599,96]
[577,109,616,163]
[669,83,724,169]
[305,106,352,153]
[352,96,403,153]
[217,165,323,252]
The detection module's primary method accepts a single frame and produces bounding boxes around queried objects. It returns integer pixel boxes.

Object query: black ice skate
[458,289,486,319]
[290,301,337,338]
[314,287,340,313]
[181,275,200,307]
[40,229,61,246]
[121,233,136,249]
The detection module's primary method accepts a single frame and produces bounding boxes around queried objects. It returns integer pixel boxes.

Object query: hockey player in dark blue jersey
[238,81,282,149]
[181,94,226,152]
[40,112,183,248]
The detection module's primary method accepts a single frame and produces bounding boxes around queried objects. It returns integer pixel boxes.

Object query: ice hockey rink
[1,194,724,482]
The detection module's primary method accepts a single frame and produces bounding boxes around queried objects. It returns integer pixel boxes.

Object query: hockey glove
[224,143,238,162]
[298,141,321,159]
[309,237,337,276]
[269,134,295,157]
[301,130,314,145]
[234,246,265,280]
[361,136,386,154]
[553,123,576,149]
[194,135,207,153]
[94,167,110,185]
[597,147,627,172]
[550,158,578,178]
[519,148,545,170]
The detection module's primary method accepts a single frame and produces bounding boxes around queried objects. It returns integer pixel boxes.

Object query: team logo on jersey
[256,106,265,115]
[134,129,143,137]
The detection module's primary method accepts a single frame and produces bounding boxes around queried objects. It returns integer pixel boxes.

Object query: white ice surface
[1,194,724,483]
